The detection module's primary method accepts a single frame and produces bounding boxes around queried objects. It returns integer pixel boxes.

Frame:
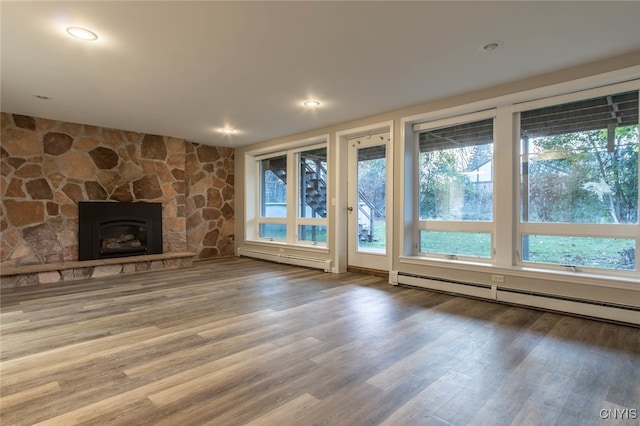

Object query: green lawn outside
[359,219,386,250]
[262,222,635,271]
[524,235,634,270]
[419,231,634,270]
[419,231,491,258]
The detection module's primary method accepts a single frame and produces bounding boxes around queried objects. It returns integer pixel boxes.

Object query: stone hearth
[0,252,196,288]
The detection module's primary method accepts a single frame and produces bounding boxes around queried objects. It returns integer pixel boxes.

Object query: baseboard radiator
[396,272,492,299]
[237,248,332,272]
[395,271,640,326]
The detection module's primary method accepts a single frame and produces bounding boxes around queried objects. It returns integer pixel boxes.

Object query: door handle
[347,206,354,212]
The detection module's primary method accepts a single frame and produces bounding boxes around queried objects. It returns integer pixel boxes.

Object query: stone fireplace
[78,201,163,261]
[1,113,236,287]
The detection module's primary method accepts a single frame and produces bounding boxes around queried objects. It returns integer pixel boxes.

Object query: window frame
[413,109,497,262]
[513,81,640,274]
[293,143,328,246]
[251,140,329,247]
[255,150,288,242]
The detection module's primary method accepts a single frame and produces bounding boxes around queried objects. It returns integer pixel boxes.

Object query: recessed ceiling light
[303,100,320,108]
[481,41,502,52]
[220,128,236,134]
[66,27,98,41]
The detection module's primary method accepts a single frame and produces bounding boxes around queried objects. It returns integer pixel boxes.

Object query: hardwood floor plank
[299,380,385,425]
[30,343,281,425]
[243,393,322,426]
[0,382,61,411]
[143,344,328,425]
[379,370,474,425]
[508,371,573,426]
[365,328,465,391]
[147,337,323,407]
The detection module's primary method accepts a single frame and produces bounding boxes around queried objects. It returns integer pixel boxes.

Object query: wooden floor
[1,257,638,426]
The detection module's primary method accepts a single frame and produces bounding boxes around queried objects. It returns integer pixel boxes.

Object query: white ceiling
[2,1,640,148]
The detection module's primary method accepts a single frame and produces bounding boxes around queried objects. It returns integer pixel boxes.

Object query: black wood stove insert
[78,201,162,261]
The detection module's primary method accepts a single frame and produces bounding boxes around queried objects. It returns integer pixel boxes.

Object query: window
[254,142,328,246]
[298,147,328,244]
[414,111,495,259]
[518,89,638,271]
[258,154,287,240]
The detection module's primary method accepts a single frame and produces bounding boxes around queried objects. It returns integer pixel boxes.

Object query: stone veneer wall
[185,143,235,258]
[0,112,234,268]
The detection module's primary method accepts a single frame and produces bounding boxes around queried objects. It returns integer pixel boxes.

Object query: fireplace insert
[78,201,162,261]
